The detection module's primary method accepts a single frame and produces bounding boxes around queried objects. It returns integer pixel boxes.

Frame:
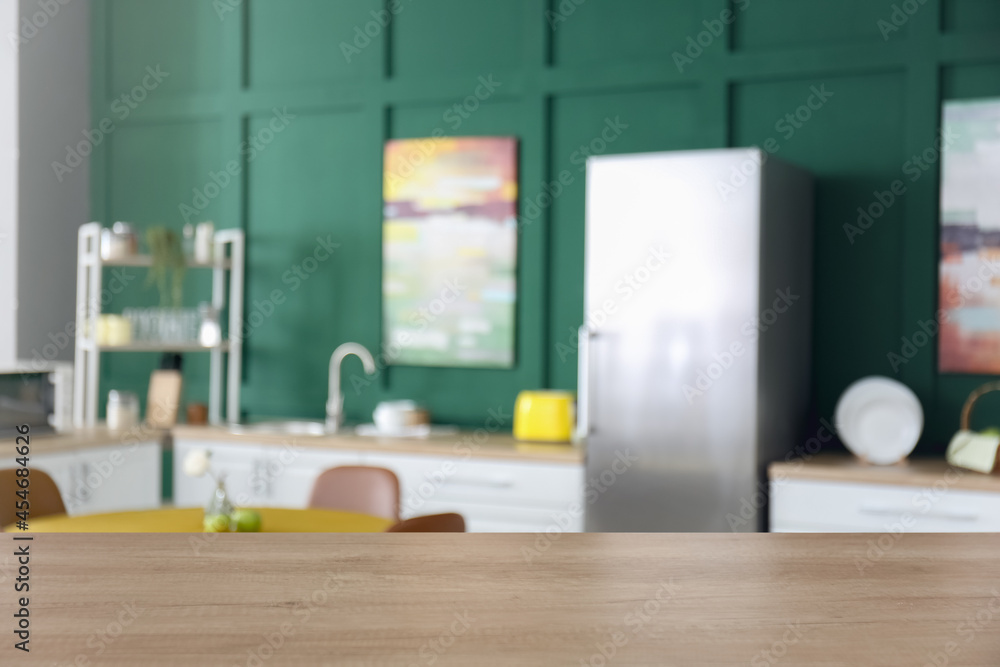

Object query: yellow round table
[4,507,393,533]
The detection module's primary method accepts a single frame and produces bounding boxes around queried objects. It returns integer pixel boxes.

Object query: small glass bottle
[204,476,234,532]
[198,303,222,347]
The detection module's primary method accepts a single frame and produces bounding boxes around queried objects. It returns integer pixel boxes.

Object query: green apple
[203,513,231,532]
[981,427,1000,437]
[231,509,261,533]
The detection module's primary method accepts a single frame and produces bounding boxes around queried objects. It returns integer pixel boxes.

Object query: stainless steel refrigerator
[580,149,813,532]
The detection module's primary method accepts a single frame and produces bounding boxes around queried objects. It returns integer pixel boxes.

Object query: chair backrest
[308,466,401,520]
[387,512,466,532]
[1,468,66,528]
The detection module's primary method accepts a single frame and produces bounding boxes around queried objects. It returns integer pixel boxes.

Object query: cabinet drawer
[415,499,584,533]
[30,451,82,515]
[77,442,161,515]
[770,479,1000,533]
[259,447,362,508]
[173,439,365,508]
[366,453,584,513]
[34,443,161,516]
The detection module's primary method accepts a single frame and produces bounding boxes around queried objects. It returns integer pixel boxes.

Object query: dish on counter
[355,424,458,439]
[228,421,328,437]
[834,376,923,465]
[372,400,429,433]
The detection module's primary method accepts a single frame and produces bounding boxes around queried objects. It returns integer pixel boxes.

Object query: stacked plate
[834,376,923,465]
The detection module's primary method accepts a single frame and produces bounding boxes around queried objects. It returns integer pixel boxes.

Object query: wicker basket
[948,382,1000,473]
[959,381,1000,431]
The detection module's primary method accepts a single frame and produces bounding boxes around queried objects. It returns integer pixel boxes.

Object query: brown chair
[386,513,466,532]
[308,466,401,521]
[1,468,66,528]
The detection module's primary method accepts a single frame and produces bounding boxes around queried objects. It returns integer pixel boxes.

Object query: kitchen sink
[229,420,329,437]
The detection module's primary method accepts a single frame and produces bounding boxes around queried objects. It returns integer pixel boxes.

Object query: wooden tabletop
[4,533,999,665]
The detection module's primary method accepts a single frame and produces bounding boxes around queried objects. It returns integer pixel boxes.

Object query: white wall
[0,1,19,370]
[16,0,90,364]
[0,1,90,371]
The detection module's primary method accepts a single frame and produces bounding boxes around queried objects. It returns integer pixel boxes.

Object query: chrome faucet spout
[326,343,377,432]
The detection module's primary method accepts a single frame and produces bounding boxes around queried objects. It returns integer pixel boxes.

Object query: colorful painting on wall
[939,98,1000,373]
[383,137,517,368]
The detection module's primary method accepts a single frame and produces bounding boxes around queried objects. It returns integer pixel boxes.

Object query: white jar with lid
[100,222,138,261]
[107,390,139,431]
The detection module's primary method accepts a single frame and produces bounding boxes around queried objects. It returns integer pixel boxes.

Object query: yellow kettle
[513,390,575,443]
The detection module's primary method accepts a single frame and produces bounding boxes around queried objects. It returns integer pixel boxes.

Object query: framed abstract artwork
[383,137,518,368]
[940,98,1000,373]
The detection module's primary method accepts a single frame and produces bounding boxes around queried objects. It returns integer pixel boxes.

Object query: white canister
[373,400,429,434]
[100,222,137,261]
[106,390,139,431]
[194,222,215,264]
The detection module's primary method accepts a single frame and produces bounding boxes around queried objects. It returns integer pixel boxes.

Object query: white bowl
[373,400,425,434]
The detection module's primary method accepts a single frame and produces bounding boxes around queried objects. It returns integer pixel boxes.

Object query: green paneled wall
[91,0,1000,452]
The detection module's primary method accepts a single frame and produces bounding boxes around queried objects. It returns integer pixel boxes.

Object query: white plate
[354,424,459,439]
[834,376,923,465]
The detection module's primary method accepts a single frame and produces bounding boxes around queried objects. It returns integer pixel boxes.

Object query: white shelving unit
[73,223,245,428]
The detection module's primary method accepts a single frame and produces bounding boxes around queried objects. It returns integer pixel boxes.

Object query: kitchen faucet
[326,342,377,433]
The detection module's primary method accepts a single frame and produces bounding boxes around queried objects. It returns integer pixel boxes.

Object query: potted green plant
[145,226,186,307]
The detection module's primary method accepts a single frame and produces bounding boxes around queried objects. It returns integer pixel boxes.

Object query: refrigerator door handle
[576,325,593,439]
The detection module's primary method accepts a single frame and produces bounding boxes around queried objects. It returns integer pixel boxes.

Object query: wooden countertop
[769,453,1000,493]
[172,424,585,464]
[0,426,166,455]
[1,424,583,464]
[7,533,999,665]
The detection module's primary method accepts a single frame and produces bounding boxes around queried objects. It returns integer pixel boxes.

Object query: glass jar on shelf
[106,390,139,431]
[100,222,138,261]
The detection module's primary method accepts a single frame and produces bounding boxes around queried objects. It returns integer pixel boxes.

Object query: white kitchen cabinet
[768,455,1000,533]
[413,499,582,533]
[172,435,586,532]
[770,478,1000,533]
[172,439,364,509]
[367,452,585,532]
[0,1,89,370]
[30,451,79,513]
[33,441,161,516]
[73,443,162,514]
[259,446,361,508]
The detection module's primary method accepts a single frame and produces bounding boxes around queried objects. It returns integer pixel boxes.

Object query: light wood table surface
[2,507,393,533]
[3,533,999,666]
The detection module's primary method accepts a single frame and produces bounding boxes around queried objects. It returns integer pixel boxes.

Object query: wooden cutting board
[146,369,182,427]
